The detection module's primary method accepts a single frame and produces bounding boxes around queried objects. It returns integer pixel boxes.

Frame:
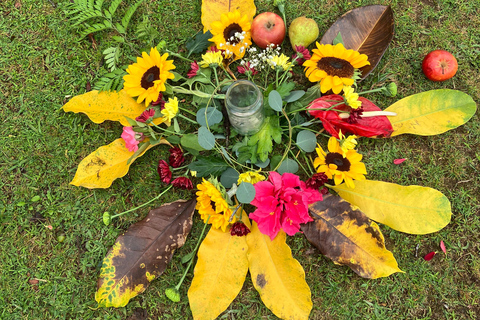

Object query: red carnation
[187,60,200,78]
[136,109,156,123]
[168,147,185,168]
[230,222,251,236]
[157,159,172,184]
[306,173,329,190]
[151,93,165,108]
[171,177,193,190]
[293,45,311,65]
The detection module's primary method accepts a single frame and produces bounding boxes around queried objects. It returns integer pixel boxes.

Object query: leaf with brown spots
[302,194,402,279]
[246,222,312,319]
[95,199,196,308]
[320,5,394,79]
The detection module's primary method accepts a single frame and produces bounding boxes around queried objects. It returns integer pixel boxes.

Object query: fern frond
[93,0,105,11]
[103,46,121,72]
[120,0,144,33]
[71,10,104,27]
[94,68,126,92]
[107,0,122,16]
[79,22,113,38]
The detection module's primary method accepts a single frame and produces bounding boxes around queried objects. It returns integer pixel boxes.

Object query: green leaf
[121,0,143,32]
[296,130,317,152]
[198,126,216,150]
[268,90,283,112]
[236,182,256,204]
[276,82,295,98]
[284,90,305,103]
[248,117,282,162]
[186,30,214,57]
[196,107,223,127]
[166,135,181,145]
[188,156,229,178]
[220,168,239,189]
[270,154,283,171]
[384,89,477,137]
[332,31,344,45]
[31,195,41,202]
[180,133,205,156]
[276,158,299,174]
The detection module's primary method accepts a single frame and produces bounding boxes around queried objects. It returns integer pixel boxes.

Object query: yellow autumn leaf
[70,138,169,189]
[332,180,452,234]
[246,222,312,320]
[304,194,402,279]
[63,90,165,127]
[188,215,250,320]
[385,89,477,137]
[201,0,256,32]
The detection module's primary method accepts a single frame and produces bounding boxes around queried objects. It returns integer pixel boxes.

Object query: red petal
[440,241,447,254]
[308,95,394,138]
[424,251,437,261]
[393,158,406,165]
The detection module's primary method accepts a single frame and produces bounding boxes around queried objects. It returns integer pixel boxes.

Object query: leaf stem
[166,49,193,62]
[178,113,197,124]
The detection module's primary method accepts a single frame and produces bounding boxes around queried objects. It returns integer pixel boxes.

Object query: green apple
[288,17,319,50]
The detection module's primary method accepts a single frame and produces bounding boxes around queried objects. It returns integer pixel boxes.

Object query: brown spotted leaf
[302,194,402,279]
[95,199,196,308]
[320,5,394,79]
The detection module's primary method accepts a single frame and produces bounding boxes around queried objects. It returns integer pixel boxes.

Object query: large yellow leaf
[332,180,452,234]
[385,89,477,136]
[246,222,312,320]
[201,0,256,32]
[70,138,168,189]
[303,194,402,279]
[96,200,196,308]
[63,90,164,126]
[188,215,250,320]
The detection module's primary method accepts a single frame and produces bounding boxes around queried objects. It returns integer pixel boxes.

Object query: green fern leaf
[93,0,105,11]
[120,0,143,32]
[108,0,122,16]
[80,23,111,38]
[93,68,126,92]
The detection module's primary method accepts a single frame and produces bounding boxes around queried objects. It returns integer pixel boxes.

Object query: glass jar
[225,80,264,135]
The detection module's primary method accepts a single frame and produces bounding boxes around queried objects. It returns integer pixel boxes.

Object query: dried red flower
[136,109,156,123]
[306,173,329,190]
[187,60,200,78]
[230,222,251,236]
[237,62,258,75]
[168,147,185,168]
[171,177,193,190]
[151,92,165,108]
[157,159,172,184]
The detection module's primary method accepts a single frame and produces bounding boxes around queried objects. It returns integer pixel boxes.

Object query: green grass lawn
[1,0,479,319]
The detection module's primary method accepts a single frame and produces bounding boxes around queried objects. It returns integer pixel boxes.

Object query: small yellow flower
[199,51,223,68]
[237,171,266,185]
[343,86,362,109]
[338,130,358,155]
[190,170,197,177]
[268,54,291,71]
[161,97,178,126]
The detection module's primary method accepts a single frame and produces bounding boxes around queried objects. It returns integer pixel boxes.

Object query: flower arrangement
[62,1,477,319]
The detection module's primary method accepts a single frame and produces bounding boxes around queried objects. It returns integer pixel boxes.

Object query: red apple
[251,12,286,49]
[422,50,458,81]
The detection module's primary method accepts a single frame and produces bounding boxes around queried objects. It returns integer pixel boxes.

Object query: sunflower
[313,136,367,188]
[303,43,370,94]
[123,47,176,106]
[196,179,236,232]
[209,10,252,59]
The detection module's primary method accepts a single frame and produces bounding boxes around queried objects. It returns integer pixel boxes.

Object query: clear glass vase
[224,80,264,135]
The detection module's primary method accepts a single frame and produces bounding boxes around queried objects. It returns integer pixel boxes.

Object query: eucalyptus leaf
[167,135,181,145]
[296,130,317,152]
[270,154,283,171]
[254,158,270,168]
[180,133,205,156]
[196,107,223,127]
[284,90,306,103]
[198,126,216,150]
[268,90,283,112]
[220,168,240,189]
[277,158,299,174]
[236,182,256,204]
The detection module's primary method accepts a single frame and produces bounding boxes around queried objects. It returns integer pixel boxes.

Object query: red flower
[135,109,156,123]
[171,177,193,190]
[306,173,328,190]
[157,160,172,184]
[293,45,311,65]
[237,62,258,75]
[230,222,251,236]
[151,93,165,108]
[168,147,185,168]
[308,95,393,138]
[424,251,436,261]
[187,60,200,78]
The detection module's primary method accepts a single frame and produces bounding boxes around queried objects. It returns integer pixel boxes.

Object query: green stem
[166,49,193,62]
[274,109,292,171]
[357,88,383,95]
[303,153,315,176]
[288,149,309,175]
[178,113,197,124]
[152,123,183,136]
[111,185,173,219]
[174,216,210,290]
[179,106,196,116]
[213,67,220,88]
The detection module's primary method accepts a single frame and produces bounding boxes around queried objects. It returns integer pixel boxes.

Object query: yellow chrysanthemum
[199,51,223,68]
[303,43,370,94]
[313,136,367,189]
[161,97,178,126]
[196,179,235,232]
[268,54,291,71]
[209,10,252,59]
[338,130,358,155]
[237,171,266,185]
[343,86,362,109]
[123,47,176,106]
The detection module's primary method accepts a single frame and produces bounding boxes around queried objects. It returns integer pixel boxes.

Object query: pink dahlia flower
[249,172,322,240]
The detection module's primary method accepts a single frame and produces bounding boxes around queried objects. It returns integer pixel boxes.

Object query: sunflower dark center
[223,23,243,44]
[140,66,160,89]
[317,57,354,78]
[210,200,219,213]
[325,152,351,171]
